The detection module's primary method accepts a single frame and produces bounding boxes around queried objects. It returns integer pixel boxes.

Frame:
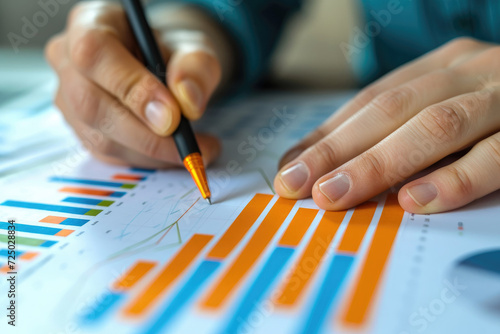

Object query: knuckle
[482,135,500,169]
[419,104,467,145]
[114,73,146,109]
[447,37,479,51]
[308,139,339,169]
[45,35,61,65]
[445,165,474,196]
[370,86,415,121]
[460,91,491,114]
[359,150,388,181]
[67,2,87,25]
[70,28,109,71]
[353,85,380,109]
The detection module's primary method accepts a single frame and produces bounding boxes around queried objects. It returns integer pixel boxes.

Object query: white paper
[0,91,499,334]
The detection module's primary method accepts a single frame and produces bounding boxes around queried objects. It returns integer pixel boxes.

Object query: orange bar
[207,194,273,259]
[112,174,143,181]
[40,216,66,224]
[341,194,405,327]
[337,201,377,253]
[278,208,318,247]
[19,252,39,260]
[0,265,11,274]
[274,210,346,307]
[60,187,114,196]
[113,260,157,291]
[55,229,74,237]
[124,234,213,316]
[201,198,296,310]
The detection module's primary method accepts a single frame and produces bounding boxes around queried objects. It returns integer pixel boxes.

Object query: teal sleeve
[151,0,302,93]
[356,0,500,85]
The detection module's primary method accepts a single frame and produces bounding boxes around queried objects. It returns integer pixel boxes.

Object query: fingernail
[145,101,171,134]
[279,162,309,193]
[319,173,350,203]
[177,79,204,116]
[406,183,438,206]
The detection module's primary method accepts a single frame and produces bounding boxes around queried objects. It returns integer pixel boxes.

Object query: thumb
[166,35,222,120]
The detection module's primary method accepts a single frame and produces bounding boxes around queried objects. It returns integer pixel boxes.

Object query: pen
[121,0,212,204]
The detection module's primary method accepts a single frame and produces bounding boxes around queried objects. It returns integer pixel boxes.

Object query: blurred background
[0,0,360,94]
[0,0,361,177]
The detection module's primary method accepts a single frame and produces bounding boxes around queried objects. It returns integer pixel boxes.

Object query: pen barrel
[173,117,200,160]
[121,0,164,77]
[121,0,200,161]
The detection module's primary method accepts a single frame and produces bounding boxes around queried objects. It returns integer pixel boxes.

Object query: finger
[311,87,500,210]
[279,38,491,167]
[68,2,137,51]
[399,131,500,213]
[275,69,479,198]
[68,25,181,136]
[84,125,220,168]
[163,30,222,120]
[58,92,220,168]
[45,34,68,72]
[57,65,221,165]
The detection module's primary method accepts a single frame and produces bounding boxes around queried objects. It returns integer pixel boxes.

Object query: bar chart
[70,192,405,334]
[0,170,149,273]
[2,93,499,334]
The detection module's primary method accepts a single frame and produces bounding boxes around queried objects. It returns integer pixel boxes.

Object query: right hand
[45,2,223,168]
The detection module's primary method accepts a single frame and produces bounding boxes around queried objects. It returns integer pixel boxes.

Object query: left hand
[274,37,500,214]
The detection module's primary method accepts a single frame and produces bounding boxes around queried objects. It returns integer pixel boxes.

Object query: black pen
[121,0,211,204]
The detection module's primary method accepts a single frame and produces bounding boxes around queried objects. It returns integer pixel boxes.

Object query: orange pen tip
[183,153,211,202]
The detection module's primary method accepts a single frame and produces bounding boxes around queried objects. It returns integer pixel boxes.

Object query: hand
[45,2,227,168]
[275,37,500,214]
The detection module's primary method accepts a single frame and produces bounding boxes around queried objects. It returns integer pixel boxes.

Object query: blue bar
[130,167,156,173]
[1,200,92,215]
[0,249,24,257]
[300,255,355,334]
[222,247,294,334]
[80,292,123,325]
[143,260,221,334]
[50,176,130,188]
[109,191,126,198]
[40,240,57,247]
[0,221,63,236]
[62,197,102,206]
[61,218,89,227]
